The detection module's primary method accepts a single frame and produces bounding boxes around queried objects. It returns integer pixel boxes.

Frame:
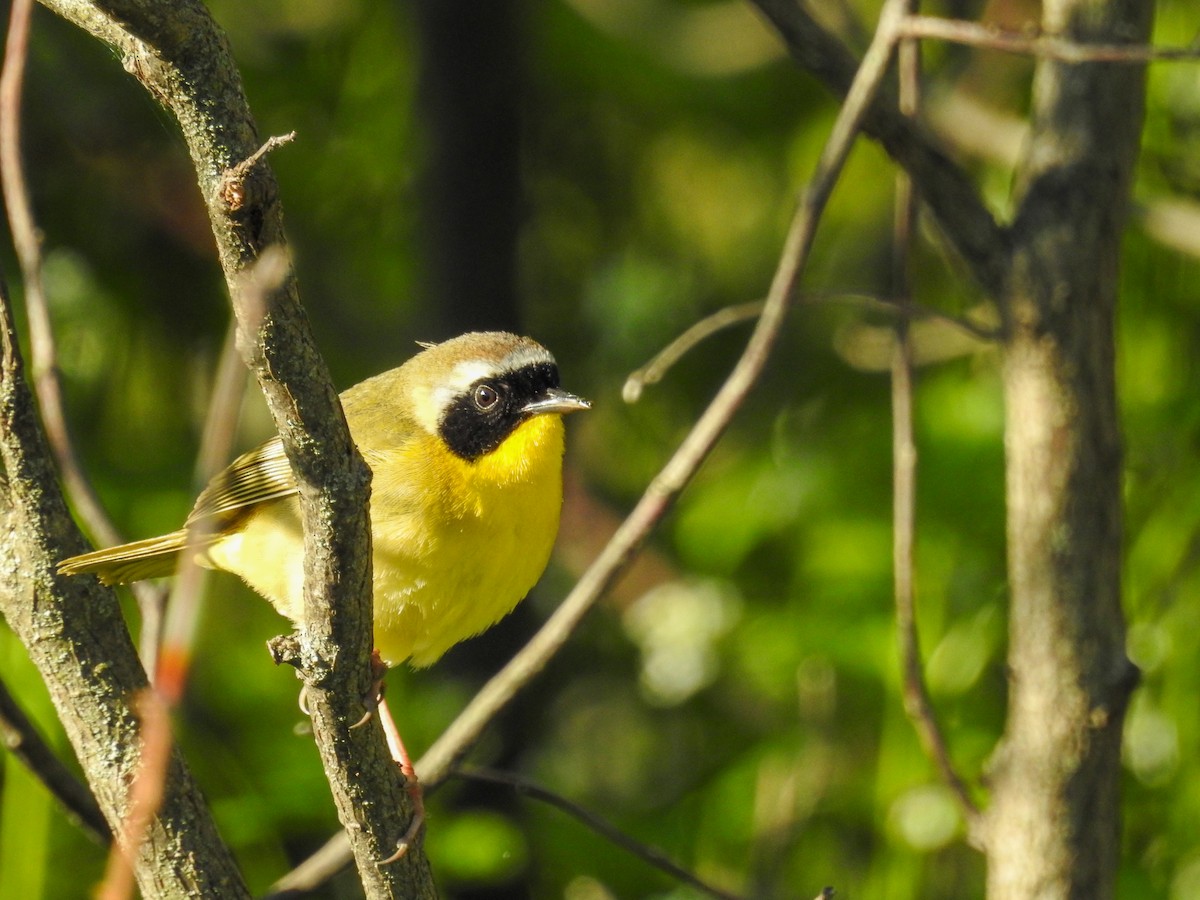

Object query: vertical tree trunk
[988,0,1152,896]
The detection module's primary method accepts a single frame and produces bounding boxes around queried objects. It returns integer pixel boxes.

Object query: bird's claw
[352,649,390,728]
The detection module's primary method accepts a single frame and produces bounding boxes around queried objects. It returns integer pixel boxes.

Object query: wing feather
[185,437,299,532]
[58,436,300,585]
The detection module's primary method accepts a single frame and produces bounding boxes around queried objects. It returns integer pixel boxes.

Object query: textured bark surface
[0,301,249,896]
[987,0,1152,896]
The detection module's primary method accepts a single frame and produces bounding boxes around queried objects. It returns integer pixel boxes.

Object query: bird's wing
[58,437,301,585]
[185,436,299,533]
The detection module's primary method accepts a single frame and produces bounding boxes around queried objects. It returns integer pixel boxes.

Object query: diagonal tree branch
[0,674,110,845]
[419,0,916,794]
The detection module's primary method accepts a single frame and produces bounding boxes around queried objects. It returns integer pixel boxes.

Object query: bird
[58,331,591,670]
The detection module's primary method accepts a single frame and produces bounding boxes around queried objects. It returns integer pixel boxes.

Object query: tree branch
[901,15,1200,62]
[986,0,1150,893]
[456,767,745,900]
[0,674,110,844]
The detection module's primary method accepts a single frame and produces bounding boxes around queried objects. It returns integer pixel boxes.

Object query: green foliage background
[2,0,1199,897]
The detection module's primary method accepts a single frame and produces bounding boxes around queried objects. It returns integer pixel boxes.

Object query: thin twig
[623,291,998,402]
[264,835,357,898]
[890,3,982,840]
[217,131,296,211]
[154,249,280,705]
[0,0,122,552]
[0,675,110,844]
[900,15,1200,62]
[457,767,745,900]
[0,0,169,672]
[623,301,767,402]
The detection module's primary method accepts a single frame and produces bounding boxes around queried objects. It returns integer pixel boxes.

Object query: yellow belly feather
[206,414,566,667]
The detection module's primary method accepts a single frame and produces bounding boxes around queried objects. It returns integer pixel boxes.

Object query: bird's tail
[58,530,191,585]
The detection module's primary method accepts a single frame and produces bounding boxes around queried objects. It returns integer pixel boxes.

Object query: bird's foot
[376,693,426,864]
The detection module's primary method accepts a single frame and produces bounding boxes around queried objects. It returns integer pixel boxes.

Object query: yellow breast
[209,413,567,668]
[371,413,566,667]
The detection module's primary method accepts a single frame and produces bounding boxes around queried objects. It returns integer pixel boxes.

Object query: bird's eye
[473,383,501,411]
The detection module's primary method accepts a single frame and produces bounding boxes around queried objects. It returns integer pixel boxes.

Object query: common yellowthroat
[59,332,590,667]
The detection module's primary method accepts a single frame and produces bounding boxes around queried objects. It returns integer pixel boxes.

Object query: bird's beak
[522,388,591,416]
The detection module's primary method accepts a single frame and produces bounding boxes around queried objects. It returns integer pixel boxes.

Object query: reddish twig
[155,247,282,704]
[94,690,172,900]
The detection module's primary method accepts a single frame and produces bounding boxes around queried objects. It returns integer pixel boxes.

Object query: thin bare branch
[623,301,767,402]
[900,15,1200,62]
[264,835,356,898]
[1,0,124,552]
[890,1,982,839]
[456,767,746,900]
[217,131,296,211]
[891,322,981,827]
[0,674,110,844]
[623,291,999,402]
